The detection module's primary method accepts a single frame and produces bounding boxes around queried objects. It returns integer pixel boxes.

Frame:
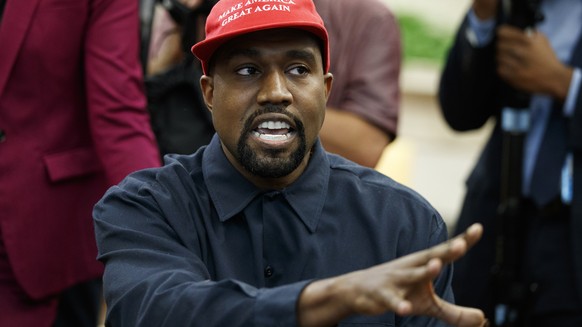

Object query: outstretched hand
[298,223,487,327]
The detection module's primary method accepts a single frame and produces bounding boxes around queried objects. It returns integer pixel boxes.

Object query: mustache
[242,105,302,133]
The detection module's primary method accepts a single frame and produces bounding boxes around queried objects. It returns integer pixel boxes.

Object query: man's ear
[200,75,214,112]
[324,72,333,101]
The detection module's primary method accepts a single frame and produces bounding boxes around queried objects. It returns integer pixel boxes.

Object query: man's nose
[257,70,292,105]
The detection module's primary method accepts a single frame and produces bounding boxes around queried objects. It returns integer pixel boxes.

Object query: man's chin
[243,156,299,178]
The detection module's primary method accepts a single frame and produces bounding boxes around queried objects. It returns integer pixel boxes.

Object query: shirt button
[0,129,5,143]
[264,265,274,278]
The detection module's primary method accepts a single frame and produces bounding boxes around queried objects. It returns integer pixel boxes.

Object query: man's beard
[237,106,307,178]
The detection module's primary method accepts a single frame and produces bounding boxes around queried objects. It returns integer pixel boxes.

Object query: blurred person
[142,0,217,156]
[93,1,487,326]
[142,0,401,168]
[0,0,161,326]
[439,0,582,325]
[314,0,401,168]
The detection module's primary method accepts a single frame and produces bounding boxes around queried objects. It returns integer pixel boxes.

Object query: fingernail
[469,223,482,233]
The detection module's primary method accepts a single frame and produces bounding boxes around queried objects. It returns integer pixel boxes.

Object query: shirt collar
[203,134,330,233]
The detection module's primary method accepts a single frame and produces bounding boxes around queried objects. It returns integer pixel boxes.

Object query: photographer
[438,0,582,325]
[141,0,217,157]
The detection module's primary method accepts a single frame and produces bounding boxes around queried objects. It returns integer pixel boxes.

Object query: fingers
[396,223,483,268]
[346,224,484,322]
[433,299,487,327]
[350,258,442,310]
[180,0,203,8]
[472,0,498,20]
[496,25,534,61]
[459,222,483,249]
[355,288,413,316]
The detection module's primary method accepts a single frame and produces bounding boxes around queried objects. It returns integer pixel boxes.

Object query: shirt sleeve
[93,171,308,327]
[466,9,497,47]
[563,68,581,117]
[85,0,161,185]
[333,4,401,138]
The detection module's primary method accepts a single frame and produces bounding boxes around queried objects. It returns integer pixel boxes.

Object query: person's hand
[473,0,498,20]
[496,25,573,101]
[178,0,203,9]
[298,224,487,327]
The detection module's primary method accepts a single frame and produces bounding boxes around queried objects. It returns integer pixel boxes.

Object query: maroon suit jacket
[0,0,161,300]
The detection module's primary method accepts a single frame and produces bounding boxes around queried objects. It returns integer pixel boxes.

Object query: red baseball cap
[191,0,330,75]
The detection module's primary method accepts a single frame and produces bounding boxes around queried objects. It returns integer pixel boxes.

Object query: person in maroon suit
[0,0,161,326]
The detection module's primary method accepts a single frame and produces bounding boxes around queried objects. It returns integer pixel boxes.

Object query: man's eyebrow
[285,49,317,63]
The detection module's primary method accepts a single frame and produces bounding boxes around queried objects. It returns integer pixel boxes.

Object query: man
[0,0,161,326]
[143,0,399,168]
[439,0,582,325]
[94,0,486,325]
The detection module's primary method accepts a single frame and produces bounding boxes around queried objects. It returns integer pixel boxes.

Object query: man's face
[201,29,332,185]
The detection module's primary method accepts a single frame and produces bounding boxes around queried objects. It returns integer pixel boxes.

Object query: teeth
[252,131,291,141]
[258,121,290,129]
[253,121,292,142]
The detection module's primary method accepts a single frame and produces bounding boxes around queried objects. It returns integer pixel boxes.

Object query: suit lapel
[0,0,41,97]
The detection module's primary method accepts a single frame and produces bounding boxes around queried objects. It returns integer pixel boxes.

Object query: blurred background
[376,0,494,231]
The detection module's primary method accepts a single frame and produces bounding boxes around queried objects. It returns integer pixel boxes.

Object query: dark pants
[530,311,582,327]
[1,230,102,327]
[53,278,103,327]
[453,197,582,326]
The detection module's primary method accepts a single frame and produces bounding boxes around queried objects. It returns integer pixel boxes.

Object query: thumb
[434,299,487,327]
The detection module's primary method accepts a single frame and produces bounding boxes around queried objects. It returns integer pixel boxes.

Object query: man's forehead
[215,28,322,61]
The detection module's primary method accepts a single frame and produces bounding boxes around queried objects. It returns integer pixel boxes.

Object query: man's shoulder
[113,149,205,191]
[325,153,445,240]
[327,153,428,204]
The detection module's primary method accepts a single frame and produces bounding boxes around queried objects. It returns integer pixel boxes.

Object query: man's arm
[320,109,391,168]
[296,224,486,327]
[438,8,500,131]
[86,0,161,183]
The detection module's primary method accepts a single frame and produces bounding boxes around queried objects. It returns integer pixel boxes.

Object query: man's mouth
[252,121,294,141]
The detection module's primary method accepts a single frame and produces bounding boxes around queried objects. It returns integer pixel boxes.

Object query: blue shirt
[94,135,453,327]
[468,0,582,203]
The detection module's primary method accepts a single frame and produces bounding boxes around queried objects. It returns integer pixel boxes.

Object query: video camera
[503,0,542,30]
[161,0,218,26]
[160,0,220,53]
[500,0,543,108]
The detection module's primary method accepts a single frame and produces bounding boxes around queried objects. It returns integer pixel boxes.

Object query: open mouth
[252,120,295,141]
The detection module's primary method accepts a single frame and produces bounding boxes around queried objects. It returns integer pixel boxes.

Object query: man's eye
[236,67,258,76]
[288,66,309,76]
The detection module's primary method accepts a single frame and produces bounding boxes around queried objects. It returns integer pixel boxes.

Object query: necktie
[528,106,568,206]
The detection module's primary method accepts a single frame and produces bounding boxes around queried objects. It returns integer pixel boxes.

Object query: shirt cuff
[254,280,312,327]
[465,9,496,47]
[563,68,581,117]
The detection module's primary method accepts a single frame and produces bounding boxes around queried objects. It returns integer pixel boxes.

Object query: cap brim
[191,22,329,75]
